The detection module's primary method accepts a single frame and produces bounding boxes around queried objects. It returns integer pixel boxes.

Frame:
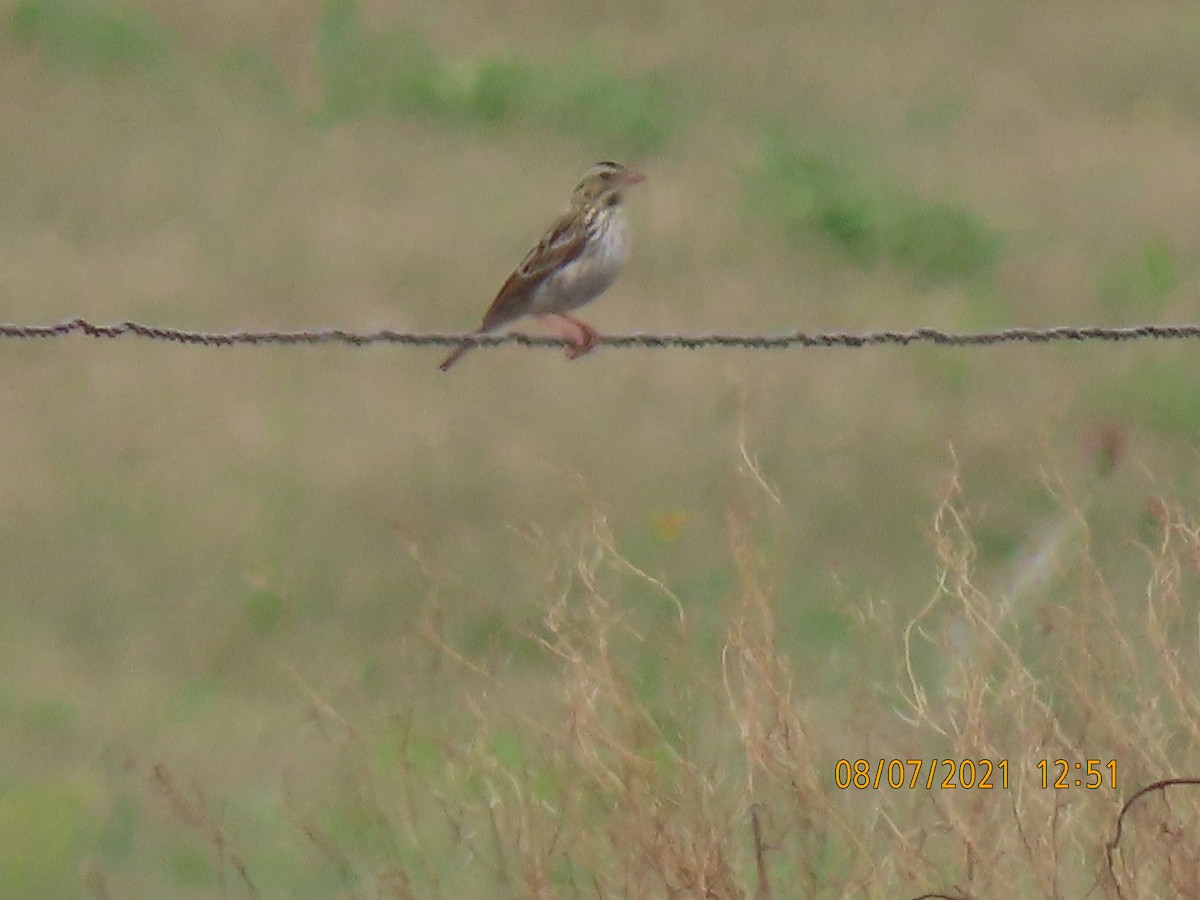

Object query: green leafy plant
[747,128,1002,284]
[315,0,677,153]
[1097,232,1178,316]
[7,0,170,72]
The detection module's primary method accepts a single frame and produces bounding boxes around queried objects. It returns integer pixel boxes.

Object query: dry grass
[146,469,1200,898]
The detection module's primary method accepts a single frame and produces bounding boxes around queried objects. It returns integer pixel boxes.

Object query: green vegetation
[747,128,1002,285]
[0,782,93,897]
[1108,355,1200,438]
[7,0,171,72]
[316,0,678,152]
[7,0,679,152]
[1098,232,1179,317]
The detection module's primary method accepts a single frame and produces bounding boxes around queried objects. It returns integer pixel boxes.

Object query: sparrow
[439,160,646,371]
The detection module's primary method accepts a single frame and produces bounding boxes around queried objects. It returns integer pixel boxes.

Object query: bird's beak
[623,169,647,186]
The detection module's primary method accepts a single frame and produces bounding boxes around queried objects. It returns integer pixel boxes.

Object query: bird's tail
[438,337,476,371]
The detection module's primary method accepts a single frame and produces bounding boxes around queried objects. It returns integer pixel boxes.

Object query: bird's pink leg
[557,314,599,359]
[541,314,599,359]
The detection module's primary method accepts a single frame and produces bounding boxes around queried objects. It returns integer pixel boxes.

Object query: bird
[439,160,646,371]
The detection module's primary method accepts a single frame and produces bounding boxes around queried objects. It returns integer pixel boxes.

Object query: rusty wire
[2,318,1200,350]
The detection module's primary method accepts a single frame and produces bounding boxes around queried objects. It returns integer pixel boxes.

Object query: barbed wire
[3,318,1200,349]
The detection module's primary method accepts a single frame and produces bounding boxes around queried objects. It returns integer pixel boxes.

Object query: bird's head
[571,160,646,209]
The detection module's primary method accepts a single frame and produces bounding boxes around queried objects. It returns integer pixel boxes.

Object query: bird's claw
[561,317,599,360]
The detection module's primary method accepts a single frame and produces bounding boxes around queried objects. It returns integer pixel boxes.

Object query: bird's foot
[557,315,599,360]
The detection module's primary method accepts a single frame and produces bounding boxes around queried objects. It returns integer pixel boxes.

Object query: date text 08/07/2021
[833,759,1118,791]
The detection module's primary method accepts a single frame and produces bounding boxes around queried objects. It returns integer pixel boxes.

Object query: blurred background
[3,0,1200,896]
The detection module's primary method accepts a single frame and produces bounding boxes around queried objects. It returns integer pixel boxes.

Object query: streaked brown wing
[479,209,589,332]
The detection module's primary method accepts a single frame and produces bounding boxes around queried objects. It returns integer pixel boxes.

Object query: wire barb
[2,318,1200,349]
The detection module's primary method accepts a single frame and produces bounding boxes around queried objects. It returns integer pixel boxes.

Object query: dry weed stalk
[527,510,744,898]
[878,465,1200,898]
[411,506,745,899]
[150,763,259,899]
[1141,500,1200,745]
[720,505,868,895]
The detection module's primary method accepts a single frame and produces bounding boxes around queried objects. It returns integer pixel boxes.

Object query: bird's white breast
[531,207,631,315]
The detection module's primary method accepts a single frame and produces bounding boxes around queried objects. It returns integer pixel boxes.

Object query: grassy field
[3,0,1200,896]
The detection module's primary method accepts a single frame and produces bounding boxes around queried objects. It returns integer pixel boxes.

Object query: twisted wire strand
[1,318,1199,349]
